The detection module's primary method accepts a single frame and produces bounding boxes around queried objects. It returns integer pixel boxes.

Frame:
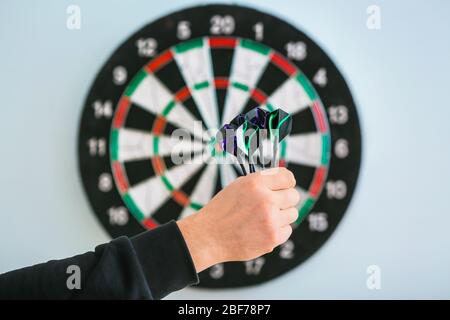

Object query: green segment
[174,38,203,53]
[162,101,176,117]
[321,134,330,165]
[296,73,317,100]
[190,202,203,210]
[124,69,147,97]
[161,176,174,191]
[110,129,119,161]
[297,197,315,224]
[123,193,145,221]
[240,39,270,55]
[266,103,275,111]
[152,136,160,154]
[193,81,209,90]
[232,82,249,91]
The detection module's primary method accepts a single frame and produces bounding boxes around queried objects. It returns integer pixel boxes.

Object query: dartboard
[78,4,361,288]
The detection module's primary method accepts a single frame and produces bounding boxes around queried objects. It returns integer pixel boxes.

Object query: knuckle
[267,228,278,244]
[291,188,301,204]
[287,170,296,186]
[291,208,299,222]
[265,245,275,254]
[284,226,293,240]
[246,176,260,191]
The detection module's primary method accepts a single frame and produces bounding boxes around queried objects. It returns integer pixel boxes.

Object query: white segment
[174,41,220,129]
[166,103,209,141]
[131,74,207,141]
[117,129,206,162]
[229,45,269,87]
[117,128,153,162]
[268,77,311,115]
[285,132,323,167]
[179,207,195,220]
[221,45,270,125]
[131,73,171,114]
[165,153,205,190]
[220,163,238,188]
[158,135,206,161]
[221,87,250,125]
[191,88,219,129]
[179,164,218,219]
[128,175,171,217]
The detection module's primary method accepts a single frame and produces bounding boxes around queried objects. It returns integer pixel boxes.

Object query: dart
[216,114,250,175]
[266,108,292,167]
[244,107,269,172]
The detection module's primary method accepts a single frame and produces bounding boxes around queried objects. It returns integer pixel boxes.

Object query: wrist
[177,211,225,273]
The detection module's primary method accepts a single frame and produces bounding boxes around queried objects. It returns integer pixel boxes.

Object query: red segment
[309,167,327,197]
[214,77,229,89]
[152,116,167,135]
[142,218,159,230]
[279,159,286,168]
[250,88,267,104]
[112,161,129,193]
[113,96,130,128]
[209,37,237,48]
[172,190,190,207]
[151,156,166,176]
[312,101,327,133]
[175,86,191,103]
[270,52,297,76]
[145,50,173,73]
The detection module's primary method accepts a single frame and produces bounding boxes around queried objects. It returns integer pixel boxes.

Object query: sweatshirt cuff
[130,220,199,299]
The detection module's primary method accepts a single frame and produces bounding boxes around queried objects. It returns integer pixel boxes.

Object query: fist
[177,167,300,272]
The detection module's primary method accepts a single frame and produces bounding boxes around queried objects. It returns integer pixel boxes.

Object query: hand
[177,167,300,273]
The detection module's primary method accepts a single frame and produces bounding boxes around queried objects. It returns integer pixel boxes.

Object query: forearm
[0,221,198,299]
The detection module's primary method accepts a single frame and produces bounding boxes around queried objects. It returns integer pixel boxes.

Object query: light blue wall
[1,0,449,299]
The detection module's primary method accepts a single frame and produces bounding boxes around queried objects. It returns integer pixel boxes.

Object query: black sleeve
[0,221,199,299]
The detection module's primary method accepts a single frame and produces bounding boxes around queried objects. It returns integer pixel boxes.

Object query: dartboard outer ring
[78,4,362,288]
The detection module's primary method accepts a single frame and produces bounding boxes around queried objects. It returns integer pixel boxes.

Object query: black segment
[288,163,316,191]
[211,48,235,122]
[182,96,208,130]
[152,198,182,223]
[179,164,208,196]
[256,63,288,97]
[154,61,186,94]
[211,48,234,77]
[290,108,317,135]
[125,104,182,135]
[216,89,227,121]
[124,159,155,186]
